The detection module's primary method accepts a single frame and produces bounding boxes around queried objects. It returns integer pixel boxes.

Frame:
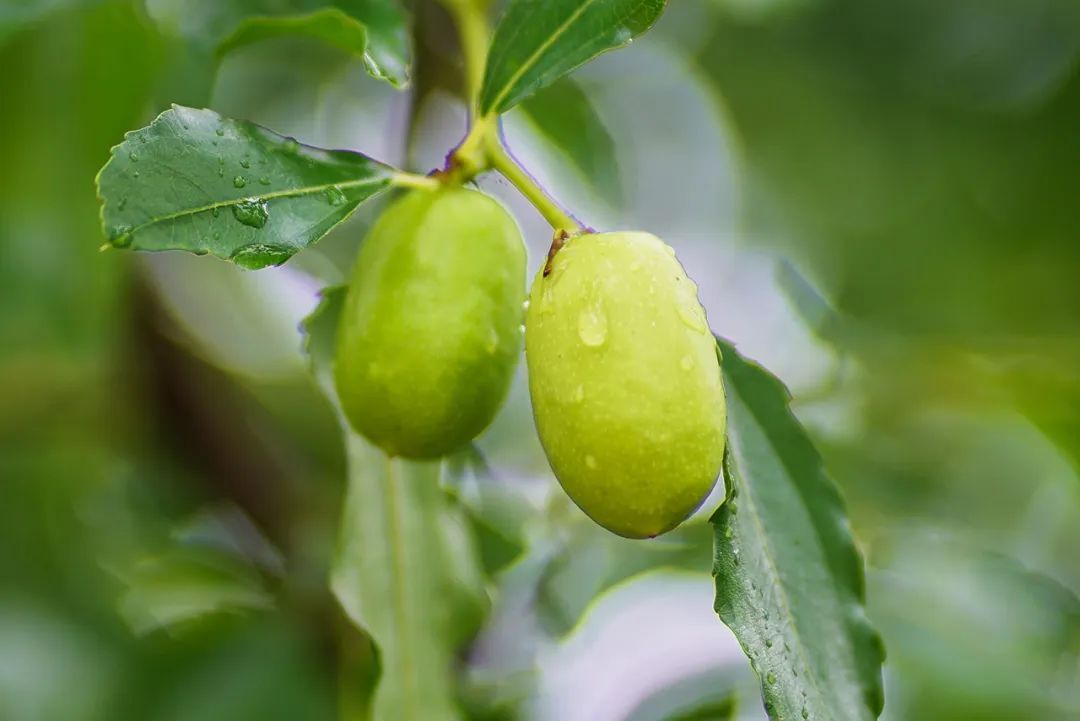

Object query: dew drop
[680,354,694,370]
[230,243,292,269]
[232,198,269,228]
[675,293,708,333]
[212,231,220,240]
[802,708,809,720]
[723,526,733,539]
[117,197,127,211]
[218,167,225,178]
[259,176,271,186]
[570,385,584,403]
[585,455,598,469]
[215,127,225,137]
[325,185,347,206]
[239,157,251,169]
[577,306,607,347]
[129,151,139,162]
[485,327,499,355]
[233,175,247,188]
[132,170,140,178]
[765,639,774,648]
[767,672,777,685]
[109,224,133,247]
[211,207,220,218]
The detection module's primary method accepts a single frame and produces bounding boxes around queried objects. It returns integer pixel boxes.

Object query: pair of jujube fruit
[334,187,726,538]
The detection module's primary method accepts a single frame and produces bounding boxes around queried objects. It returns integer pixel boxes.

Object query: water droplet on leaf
[230,243,292,270]
[239,158,250,169]
[232,198,269,228]
[325,186,347,206]
[233,175,247,188]
[110,224,133,247]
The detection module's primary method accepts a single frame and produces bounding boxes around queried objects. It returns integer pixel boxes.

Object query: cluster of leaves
[94,1,885,720]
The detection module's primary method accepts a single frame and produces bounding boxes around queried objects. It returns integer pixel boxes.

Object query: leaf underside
[96,105,394,270]
[712,338,885,721]
[301,288,489,721]
[480,0,669,115]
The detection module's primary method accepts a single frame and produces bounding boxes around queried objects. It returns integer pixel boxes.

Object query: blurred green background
[1,1,1078,720]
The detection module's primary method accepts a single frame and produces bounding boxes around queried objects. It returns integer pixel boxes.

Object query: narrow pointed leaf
[515,77,623,207]
[96,106,395,269]
[711,338,885,721]
[479,0,669,115]
[301,289,489,721]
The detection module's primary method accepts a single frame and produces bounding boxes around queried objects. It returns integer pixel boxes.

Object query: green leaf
[442,446,532,577]
[514,77,623,207]
[665,694,738,721]
[0,0,103,43]
[147,0,410,87]
[301,287,489,721]
[96,105,395,269]
[117,547,274,635]
[711,338,885,721]
[479,0,669,115]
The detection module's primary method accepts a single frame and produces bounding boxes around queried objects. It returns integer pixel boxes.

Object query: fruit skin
[334,187,526,459]
[525,231,726,538]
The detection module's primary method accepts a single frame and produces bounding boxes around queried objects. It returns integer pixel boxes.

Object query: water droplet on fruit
[233,175,247,188]
[325,186,347,206]
[571,385,584,403]
[675,293,707,333]
[680,354,694,370]
[230,243,291,269]
[577,306,607,347]
[585,455,598,469]
[232,198,268,228]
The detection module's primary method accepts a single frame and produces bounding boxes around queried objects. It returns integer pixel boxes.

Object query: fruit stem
[439,0,585,234]
[486,136,583,233]
[391,172,442,191]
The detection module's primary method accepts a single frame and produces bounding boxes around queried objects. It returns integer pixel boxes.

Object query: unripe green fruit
[525,231,726,538]
[334,187,526,459]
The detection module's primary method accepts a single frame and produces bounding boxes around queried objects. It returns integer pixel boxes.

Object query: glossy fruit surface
[525,231,726,538]
[335,187,526,458]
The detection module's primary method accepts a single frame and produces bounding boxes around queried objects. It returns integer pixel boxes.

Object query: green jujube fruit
[334,187,526,458]
[525,231,726,538]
